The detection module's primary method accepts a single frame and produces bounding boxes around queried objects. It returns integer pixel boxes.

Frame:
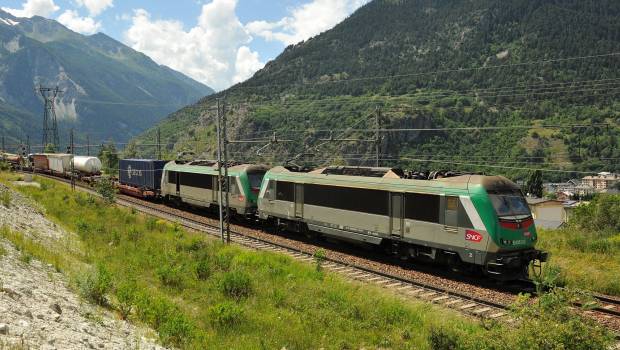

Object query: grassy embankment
[536,194,620,296]
[0,172,614,349]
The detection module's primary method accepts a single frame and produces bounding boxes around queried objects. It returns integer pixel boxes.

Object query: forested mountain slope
[0,9,214,146]
[138,0,619,181]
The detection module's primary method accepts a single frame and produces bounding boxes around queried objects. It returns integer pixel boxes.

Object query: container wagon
[258,166,547,280]
[161,160,268,215]
[118,159,169,198]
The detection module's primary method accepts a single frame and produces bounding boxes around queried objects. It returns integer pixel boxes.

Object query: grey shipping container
[119,159,169,190]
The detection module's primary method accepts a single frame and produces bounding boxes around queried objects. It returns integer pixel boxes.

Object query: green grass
[0,171,614,350]
[1,190,11,208]
[537,227,620,295]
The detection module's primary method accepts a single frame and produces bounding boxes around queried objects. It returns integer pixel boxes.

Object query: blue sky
[2,0,369,90]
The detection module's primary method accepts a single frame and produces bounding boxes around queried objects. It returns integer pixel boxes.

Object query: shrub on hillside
[95,176,116,204]
[219,270,253,300]
[570,194,620,234]
[195,258,211,280]
[156,263,185,289]
[116,279,137,320]
[78,264,112,306]
[208,301,244,327]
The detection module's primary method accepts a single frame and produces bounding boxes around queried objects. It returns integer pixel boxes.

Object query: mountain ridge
[0,9,214,147]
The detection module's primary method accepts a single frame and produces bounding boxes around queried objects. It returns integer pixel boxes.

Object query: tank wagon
[73,156,102,175]
[161,160,268,215]
[258,166,547,279]
[118,159,168,198]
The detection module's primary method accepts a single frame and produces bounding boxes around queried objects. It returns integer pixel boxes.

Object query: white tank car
[73,156,102,175]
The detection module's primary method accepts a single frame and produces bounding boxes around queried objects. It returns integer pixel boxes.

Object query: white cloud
[246,0,369,45]
[76,0,113,17]
[2,0,59,18]
[57,10,101,35]
[233,46,263,84]
[124,0,263,90]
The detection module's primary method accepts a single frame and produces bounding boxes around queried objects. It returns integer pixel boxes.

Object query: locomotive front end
[472,177,549,279]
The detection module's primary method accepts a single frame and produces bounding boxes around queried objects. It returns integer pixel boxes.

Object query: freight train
[17,155,547,280]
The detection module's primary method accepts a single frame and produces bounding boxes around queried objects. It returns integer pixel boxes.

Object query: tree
[527,170,543,198]
[98,142,119,176]
[44,143,56,153]
[122,141,139,159]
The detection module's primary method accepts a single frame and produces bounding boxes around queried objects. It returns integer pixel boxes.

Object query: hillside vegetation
[537,194,620,295]
[137,0,619,182]
[0,172,615,349]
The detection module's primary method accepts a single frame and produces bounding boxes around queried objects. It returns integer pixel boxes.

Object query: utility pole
[375,107,381,167]
[38,86,62,152]
[222,100,231,244]
[87,134,90,156]
[26,136,30,155]
[1,135,4,153]
[157,128,162,160]
[216,99,225,243]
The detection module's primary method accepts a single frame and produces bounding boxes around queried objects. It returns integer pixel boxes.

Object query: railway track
[20,172,620,335]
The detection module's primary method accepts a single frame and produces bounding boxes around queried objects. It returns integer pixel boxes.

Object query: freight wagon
[258,166,547,280]
[0,153,23,169]
[73,156,102,175]
[161,161,268,215]
[118,159,168,198]
[29,153,73,176]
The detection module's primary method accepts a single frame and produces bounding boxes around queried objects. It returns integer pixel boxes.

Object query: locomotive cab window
[248,170,266,194]
[263,180,276,200]
[488,189,531,219]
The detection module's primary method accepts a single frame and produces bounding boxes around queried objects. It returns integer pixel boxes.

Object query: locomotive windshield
[488,189,531,218]
[248,171,266,192]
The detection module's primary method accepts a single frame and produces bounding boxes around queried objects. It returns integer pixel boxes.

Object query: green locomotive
[258,166,547,279]
[161,161,268,215]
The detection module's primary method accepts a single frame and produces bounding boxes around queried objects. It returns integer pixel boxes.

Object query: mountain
[137,0,619,181]
[0,9,214,148]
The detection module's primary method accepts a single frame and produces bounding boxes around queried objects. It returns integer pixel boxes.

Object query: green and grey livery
[258,166,547,279]
[161,161,268,215]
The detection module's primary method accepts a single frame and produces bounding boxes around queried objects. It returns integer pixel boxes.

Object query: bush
[116,280,137,320]
[313,248,326,272]
[77,264,112,306]
[158,313,194,347]
[156,263,185,289]
[195,258,211,280]
[0,161,10,171]
[208,301,244,327]
[219,270,253,300]
[95,176,116,204]
[570,194,620,234]
[428,326,460,350]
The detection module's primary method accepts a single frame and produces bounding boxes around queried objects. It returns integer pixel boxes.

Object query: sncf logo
[465,230,483,243]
